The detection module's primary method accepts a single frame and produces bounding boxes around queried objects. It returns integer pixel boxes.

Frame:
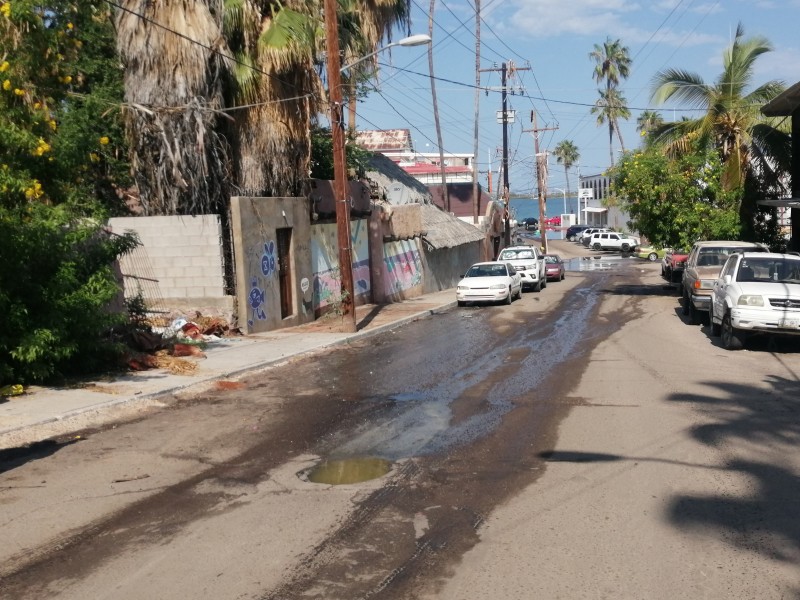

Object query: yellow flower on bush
[0,61,9,73]
[1,3,11,18]
[49,119,57,130]
[66,22,73,30]
[89,152,100,162]
[99,136,110,145]
[13,88,23,96]
[2,79,10,91]
[31,138,51,156]
[24,181,43,199]
[61,75,72,84]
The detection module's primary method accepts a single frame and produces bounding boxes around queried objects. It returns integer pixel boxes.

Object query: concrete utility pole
[524,110,558,254]
[324,0,356,332]
[480,62,529,248]
[471,0,481,224]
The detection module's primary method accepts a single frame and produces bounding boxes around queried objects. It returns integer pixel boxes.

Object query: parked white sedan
[456,261,522,306]
[710,252,800,349]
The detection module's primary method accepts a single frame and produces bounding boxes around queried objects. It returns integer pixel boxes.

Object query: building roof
[402,164,473,176]
[419,203,484,249]
[356,129,413,152]
[762,80,800,116]
[363,153,484,250]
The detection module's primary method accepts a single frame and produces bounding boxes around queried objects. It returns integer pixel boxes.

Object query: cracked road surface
[2,259,800,599]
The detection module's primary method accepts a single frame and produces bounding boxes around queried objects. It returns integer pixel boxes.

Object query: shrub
[0,204,139,384]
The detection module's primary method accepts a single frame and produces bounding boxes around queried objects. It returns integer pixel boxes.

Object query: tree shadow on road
[666,375,800,570]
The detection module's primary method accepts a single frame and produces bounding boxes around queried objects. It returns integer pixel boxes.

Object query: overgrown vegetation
[0,1,139,385]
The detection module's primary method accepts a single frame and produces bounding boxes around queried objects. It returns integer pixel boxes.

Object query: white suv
[588,231,640,252]
[580,227,612,246]
[710,252,800,349]
[496,245,547,292]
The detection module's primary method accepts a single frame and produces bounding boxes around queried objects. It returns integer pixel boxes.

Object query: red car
[543,254,565,281]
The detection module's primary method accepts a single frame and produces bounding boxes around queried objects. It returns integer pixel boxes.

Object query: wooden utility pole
[480,62,529,248]
[524,110,558,254]
[324,0,356,332]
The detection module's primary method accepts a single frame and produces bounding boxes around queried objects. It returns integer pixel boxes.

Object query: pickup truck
[680,240,768,324]
[497,245,546,292]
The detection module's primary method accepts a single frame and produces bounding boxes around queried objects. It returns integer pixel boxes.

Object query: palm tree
[552,140,580,197]
[114,0,410,213]
[649,23,786,192]
[589,37,631,166]
[636,110,663,136]
[591,88,631,165]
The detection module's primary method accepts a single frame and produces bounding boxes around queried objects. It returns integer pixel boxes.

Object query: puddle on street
[303,457,392,485]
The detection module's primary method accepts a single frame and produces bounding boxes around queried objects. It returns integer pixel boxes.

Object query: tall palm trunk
[428,0,449,211]
[114,0,231,215]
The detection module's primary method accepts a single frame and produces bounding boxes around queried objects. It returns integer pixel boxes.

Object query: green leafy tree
[609,146,741,250]
[649,22,790,240]
[0,1,138,384]
[552,140,580,197]
[636,110,664,145]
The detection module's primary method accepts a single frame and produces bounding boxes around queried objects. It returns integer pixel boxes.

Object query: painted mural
[382,240,422,295]
[310,220,371,311]
[246,240,276,327]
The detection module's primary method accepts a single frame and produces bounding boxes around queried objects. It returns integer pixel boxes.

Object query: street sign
[496,110,516,124]
[578,188,593,199]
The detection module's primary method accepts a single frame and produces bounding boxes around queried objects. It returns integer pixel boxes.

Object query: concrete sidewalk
[0,289,457,449]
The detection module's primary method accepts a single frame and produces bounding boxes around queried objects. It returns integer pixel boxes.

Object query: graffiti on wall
[247,241,276,327]
[310,220,370,311]
[383,240,422,295]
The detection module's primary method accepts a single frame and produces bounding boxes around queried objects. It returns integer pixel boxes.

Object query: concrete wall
[421,241,483,293]
[107,215,232,313]
[310,219,371,315]
[230,196,314,333]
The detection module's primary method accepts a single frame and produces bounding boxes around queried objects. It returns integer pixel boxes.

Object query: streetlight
[340,34,432,72]
[324,2,430,332]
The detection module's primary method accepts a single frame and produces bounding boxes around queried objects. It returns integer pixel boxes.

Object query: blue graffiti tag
[261,241,276,277]
[248,277,267,326]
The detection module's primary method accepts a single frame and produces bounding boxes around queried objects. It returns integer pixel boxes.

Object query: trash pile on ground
[122,313,242,375]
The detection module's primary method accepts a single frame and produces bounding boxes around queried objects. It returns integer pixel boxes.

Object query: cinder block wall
[108,215,231,313]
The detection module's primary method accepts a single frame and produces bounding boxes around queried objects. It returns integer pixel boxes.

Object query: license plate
[780,319,799,328]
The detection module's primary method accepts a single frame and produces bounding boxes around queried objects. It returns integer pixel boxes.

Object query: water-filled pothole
[302,457,392,485]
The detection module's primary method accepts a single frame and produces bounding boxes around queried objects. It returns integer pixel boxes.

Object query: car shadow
[0,437,82,475]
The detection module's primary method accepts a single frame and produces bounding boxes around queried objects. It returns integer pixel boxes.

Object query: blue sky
[353,0,800,199]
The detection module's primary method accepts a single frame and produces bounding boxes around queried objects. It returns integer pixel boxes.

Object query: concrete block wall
[108,215,231,312]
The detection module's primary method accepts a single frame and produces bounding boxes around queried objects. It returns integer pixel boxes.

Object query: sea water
[509,196,581,222]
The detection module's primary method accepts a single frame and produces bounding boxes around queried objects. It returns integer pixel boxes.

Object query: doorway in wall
[276,227,292,319]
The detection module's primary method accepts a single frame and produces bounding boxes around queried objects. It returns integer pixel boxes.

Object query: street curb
[0,301,456,447]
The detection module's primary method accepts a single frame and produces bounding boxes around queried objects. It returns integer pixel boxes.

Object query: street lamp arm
[340,34,431,72]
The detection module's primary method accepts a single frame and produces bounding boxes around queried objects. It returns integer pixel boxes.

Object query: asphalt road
[2,249,799,599]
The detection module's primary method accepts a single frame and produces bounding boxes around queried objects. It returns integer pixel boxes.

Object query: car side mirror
[723,274,732,285]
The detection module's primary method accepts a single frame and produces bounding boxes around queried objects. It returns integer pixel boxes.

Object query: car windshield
[499,249,534,260]
[466,264,508,277]
[737,258,800,283]
[544,255,559,263]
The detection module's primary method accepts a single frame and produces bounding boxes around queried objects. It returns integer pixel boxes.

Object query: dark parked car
[565,224,590,241]
[518,217,539,231]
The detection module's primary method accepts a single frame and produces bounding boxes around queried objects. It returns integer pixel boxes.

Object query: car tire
[710,318,721,336]
[682,289,690,316]
[534,279,543,292]
[621,243,630,252]
[648,252,658,262]
[505,288,513,305]
[593,243,601,250]
[560,271,565,280]
[689,302,701,325]
[568,234,575,242]
[457,300,466,307]
[721,313,745,350]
